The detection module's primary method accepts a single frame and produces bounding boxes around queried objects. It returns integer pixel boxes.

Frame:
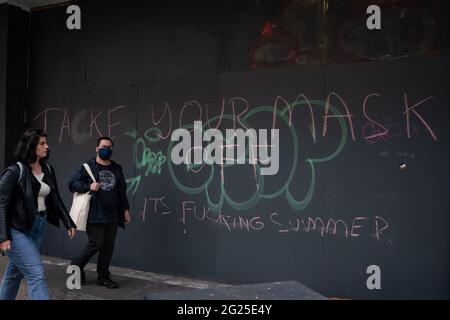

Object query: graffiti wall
[28,56,449,299]
[26,0,450,299]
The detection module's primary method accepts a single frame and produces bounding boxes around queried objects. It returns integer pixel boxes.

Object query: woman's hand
[124,210,131,224]
[0,240,11,252]
[67,228,76,239]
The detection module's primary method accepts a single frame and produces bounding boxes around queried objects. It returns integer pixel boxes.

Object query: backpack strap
[15,162,24,186]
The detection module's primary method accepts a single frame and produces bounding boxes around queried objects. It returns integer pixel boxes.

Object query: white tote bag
[69,163,96,231]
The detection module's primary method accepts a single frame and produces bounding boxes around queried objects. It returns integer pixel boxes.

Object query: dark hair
[96,136,114,147]
[14,128,49,163]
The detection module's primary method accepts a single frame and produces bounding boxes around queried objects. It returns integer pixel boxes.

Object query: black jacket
[0,160,76,243]
[68,158,129,228]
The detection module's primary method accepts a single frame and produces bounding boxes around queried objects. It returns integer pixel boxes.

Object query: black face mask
[98,147,113,160]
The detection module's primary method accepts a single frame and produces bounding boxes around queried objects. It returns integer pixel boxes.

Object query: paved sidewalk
[0,255,226,300]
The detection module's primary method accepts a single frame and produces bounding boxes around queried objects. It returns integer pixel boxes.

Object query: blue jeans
[0,214,49,300]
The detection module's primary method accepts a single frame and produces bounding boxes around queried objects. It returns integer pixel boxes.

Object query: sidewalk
[0,255,226,300]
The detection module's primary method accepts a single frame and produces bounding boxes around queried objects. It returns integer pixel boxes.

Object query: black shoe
[97,278,119,289]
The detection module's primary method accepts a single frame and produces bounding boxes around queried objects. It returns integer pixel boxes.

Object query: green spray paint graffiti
[125,99,347,212]
[166,100,347,212]
[125,128,167,194]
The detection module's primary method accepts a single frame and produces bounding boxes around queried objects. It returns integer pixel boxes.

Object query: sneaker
[96,277,119,289]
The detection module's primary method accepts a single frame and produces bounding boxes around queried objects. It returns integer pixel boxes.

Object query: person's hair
[96,136,114,147]
[14,128,49,163]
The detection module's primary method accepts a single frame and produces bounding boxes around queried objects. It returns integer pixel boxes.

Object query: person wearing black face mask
[68,137,131,289]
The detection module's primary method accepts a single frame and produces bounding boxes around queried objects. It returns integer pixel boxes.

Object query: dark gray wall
[5,5,29,165]
[0,4,29,168]
[26,0,450,299]
[0,4,7,170]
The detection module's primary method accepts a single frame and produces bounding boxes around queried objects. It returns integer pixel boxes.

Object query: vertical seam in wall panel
[0,5,8,169]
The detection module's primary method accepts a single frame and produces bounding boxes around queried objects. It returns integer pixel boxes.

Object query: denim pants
[0,214,49,300]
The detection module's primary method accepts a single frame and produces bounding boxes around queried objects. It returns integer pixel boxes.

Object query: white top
[34,172,51,212]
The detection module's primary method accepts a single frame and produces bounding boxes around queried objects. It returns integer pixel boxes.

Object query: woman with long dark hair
[0,128,76,300]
